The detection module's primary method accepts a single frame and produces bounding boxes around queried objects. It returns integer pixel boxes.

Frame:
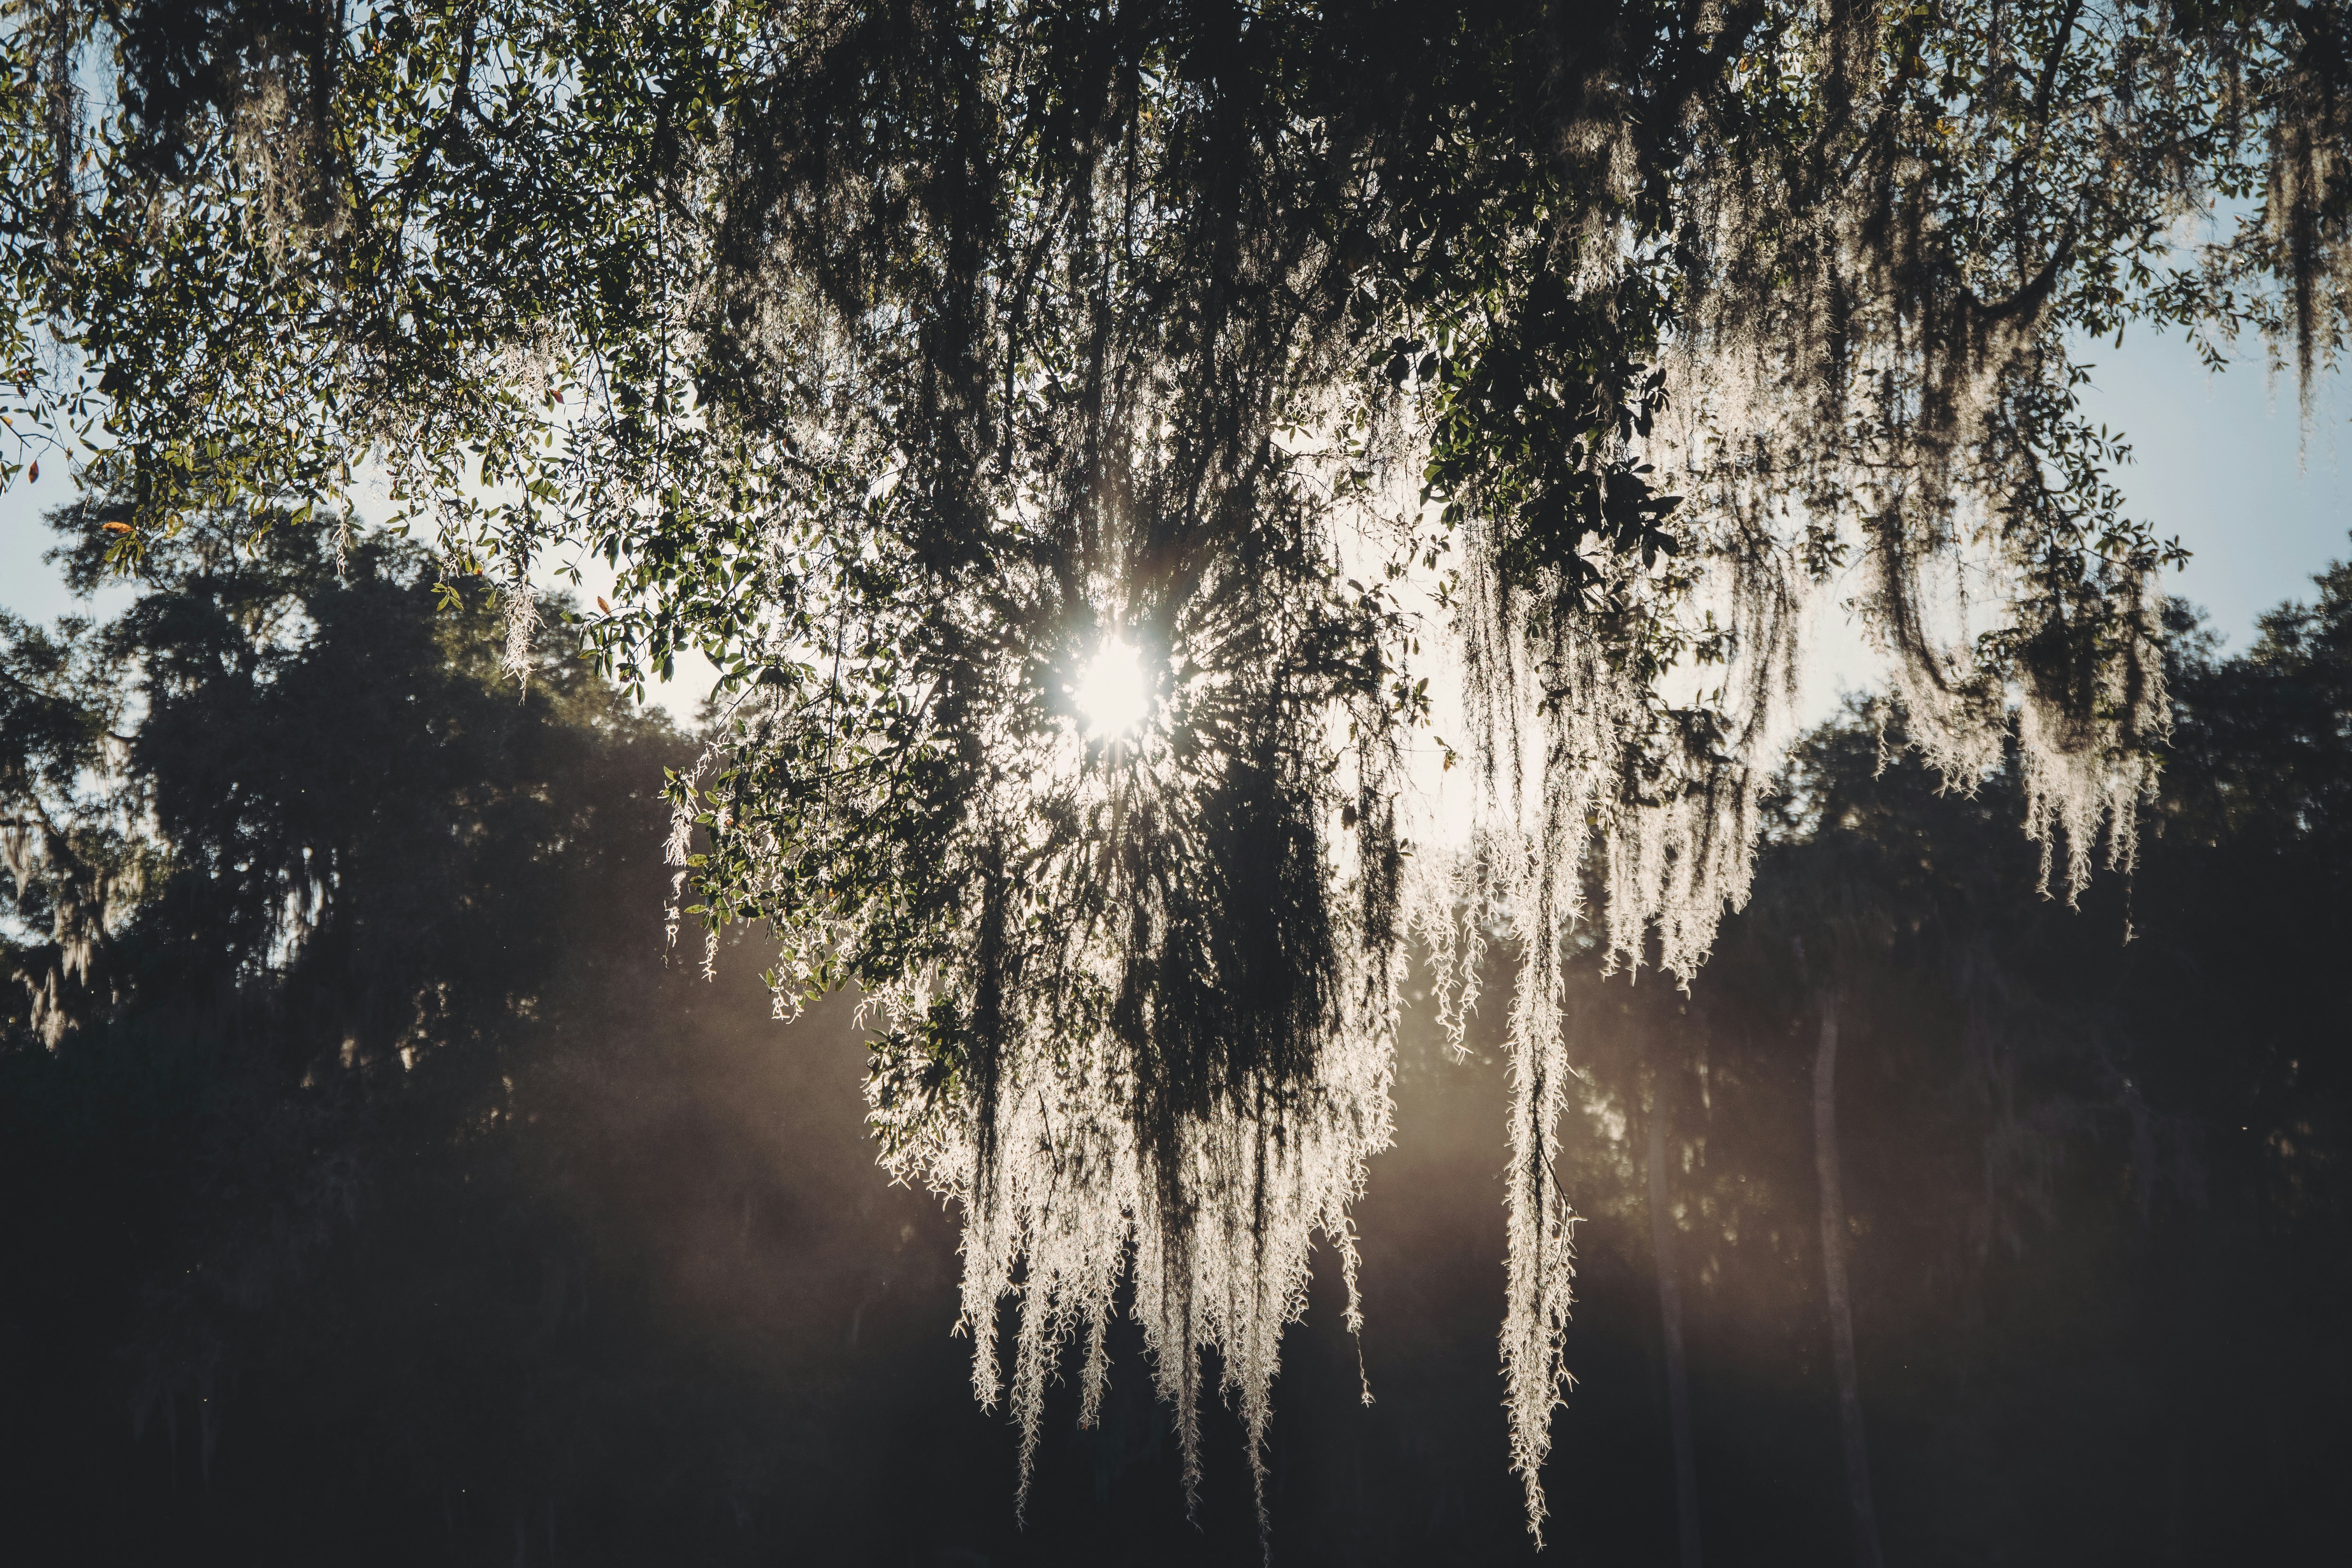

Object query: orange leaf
[102,521,132,535]
[596,596,612,613]
[26,460,37,483]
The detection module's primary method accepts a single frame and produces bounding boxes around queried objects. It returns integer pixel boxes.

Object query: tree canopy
[5,0,2349,1537]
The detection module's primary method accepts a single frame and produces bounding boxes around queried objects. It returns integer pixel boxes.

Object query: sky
[6,323,2346,730]
[2078,328,2350,638]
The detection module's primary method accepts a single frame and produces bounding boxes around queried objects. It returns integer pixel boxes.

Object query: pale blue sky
[6,325,2346,728]
[2077,328,2350,641]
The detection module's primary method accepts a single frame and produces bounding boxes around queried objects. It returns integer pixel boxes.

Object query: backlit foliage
[5,0,2346,1541]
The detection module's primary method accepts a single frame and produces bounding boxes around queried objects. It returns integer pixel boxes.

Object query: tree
[1684,568,2352,1560]
[1639,1015,1705,1568]
[0,515,978,1564]
[5,0,2348,1538]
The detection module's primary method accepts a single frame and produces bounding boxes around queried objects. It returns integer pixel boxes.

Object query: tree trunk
[1814,994,1884,1568]
[1646,1052,1703,1568]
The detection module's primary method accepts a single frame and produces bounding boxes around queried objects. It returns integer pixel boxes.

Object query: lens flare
[1074,637,1150,739]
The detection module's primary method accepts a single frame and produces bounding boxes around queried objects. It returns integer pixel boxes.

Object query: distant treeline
[3,517,2345,1566]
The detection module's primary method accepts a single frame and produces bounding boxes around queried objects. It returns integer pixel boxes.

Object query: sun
[1074,637,1151,740]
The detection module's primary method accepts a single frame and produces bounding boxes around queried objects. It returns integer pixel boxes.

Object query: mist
[3,516,2345,1566]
